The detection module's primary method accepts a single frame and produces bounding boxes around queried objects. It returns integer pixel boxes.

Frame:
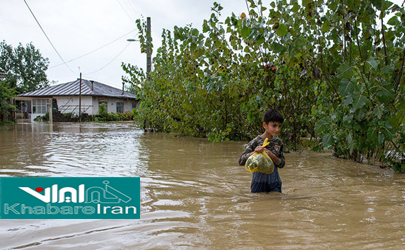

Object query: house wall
[29,96,138,122]
[55,96,138,116]
[92,96,138,114]
[55,96,93,115]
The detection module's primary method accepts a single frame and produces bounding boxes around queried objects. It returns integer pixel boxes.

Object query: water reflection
[0,122,147,177]
[0,122,404,249]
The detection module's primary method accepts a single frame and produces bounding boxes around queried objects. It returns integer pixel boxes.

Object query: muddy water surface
[0,121,405,249]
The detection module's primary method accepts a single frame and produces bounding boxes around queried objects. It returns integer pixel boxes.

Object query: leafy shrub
[118,111,134,121]
[34,115,47,122]
[98,103,107,117]
[107,113,120,121]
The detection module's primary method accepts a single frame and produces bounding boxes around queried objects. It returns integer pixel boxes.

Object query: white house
[17,79,139,122]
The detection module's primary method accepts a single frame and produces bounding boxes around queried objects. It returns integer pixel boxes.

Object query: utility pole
[146,17,151,80]
[126,17,151,78]
[144,17,151,131]
[79,72,82,122]
[127,17,151,131]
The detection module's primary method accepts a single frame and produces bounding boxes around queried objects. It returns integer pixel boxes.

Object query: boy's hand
[254,146,265,153]
[255,147,274,157]
[248,146,264,156]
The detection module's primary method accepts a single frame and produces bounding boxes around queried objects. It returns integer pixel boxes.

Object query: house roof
[19,79,137,99]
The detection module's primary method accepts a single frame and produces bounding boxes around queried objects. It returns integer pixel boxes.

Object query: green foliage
[0,79,16,118]
[123,1,405,169]
[33,112,50,122]
[0,120,14,126]
[33,115,48,122]
[0,41,49,94]
[91,110,133,122]
[107,113,120,121]
[135,17,154,55]
[312,0,405,165]
[118,111,134,121]
[98,103,107,119]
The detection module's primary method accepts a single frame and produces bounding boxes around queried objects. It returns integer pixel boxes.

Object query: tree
[0,41,49,94]
[0,79,16,121]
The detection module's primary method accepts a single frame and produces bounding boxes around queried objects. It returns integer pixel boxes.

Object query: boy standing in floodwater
[238,109,285,193]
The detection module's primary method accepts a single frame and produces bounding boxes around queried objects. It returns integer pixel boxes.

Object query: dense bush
[90,109,134,122]
[118,111,134,121]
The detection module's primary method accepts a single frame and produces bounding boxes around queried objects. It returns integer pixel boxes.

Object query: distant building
[17,79,138,122]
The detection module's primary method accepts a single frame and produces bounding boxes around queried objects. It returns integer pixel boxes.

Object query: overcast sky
[2,0,404,90]
[2,0,253,89]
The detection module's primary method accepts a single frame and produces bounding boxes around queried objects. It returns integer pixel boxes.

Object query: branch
[321,70,343,104]
[354,19,366,75]
[394,46,405,93]
[381,1,389,66]
[318,36,342,104]
[390,140,400,151]
[341,0,347,62]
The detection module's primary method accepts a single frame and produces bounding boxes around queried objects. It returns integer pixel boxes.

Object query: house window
[116,102,124,113]
[32,99,50,114]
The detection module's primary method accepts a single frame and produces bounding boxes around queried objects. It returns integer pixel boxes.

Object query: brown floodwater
[0,121,405,249]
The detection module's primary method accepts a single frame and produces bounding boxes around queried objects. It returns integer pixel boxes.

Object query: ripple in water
[1,122,405,249]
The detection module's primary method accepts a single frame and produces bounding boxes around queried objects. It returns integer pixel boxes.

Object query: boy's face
[263,121,282,138]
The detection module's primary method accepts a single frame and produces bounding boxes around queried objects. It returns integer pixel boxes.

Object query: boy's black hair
[263,109,284,124]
